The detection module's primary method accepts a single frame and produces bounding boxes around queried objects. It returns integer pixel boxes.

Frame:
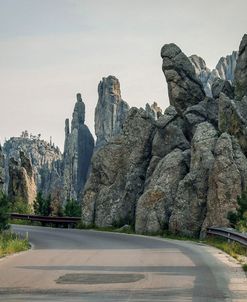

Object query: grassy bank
[0,231,30,258]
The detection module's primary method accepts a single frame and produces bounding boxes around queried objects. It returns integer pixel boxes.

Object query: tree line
[0,191,81,231]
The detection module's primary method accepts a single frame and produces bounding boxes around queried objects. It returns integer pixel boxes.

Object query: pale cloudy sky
[0,0,246,150]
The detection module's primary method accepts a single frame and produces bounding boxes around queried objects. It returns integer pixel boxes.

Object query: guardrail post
[227,232,230,243]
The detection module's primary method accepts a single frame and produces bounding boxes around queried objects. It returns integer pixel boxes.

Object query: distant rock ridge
[145,102,163,120]
[63,93,94,203]
[81,34,247,238]
[190,51,238,97]
[95,75,130,148]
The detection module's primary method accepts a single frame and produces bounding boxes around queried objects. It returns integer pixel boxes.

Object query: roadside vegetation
[228,191,247,232]
[0,192,29,257]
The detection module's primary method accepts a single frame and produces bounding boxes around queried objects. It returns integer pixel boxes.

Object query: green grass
[242,264,247,271]
[204,236,247,259]
[0,231,30,258]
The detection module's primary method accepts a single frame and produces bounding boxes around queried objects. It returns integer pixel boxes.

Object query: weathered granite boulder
[95,76,129,148]
[8,151,36,205]
[219,93,247,155]
[161,43,205,114]
[169,122,218,236]
[82,107,155,227]
[152,118,189,159]
[202,133,242,231]
[184,97,219,137]
[211,78,234,100]
[234,34,247,100]
[135,149,189,234]
[63,93,94,203]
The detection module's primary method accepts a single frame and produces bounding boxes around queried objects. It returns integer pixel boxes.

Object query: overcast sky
[0,0,246,150]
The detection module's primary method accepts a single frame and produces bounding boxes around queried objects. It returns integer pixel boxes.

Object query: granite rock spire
[95,76,129,148]
[63,93,94,202]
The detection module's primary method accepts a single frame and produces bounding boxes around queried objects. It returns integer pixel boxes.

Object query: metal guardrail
[10,213,81,225]
[207,227,247,247]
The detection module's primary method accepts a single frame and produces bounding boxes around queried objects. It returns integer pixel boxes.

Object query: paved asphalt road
[0,225,246,302]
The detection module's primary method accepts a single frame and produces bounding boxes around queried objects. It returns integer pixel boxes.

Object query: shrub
[10,197,32,214]
[64,199,81,217]
[228,191,247,232]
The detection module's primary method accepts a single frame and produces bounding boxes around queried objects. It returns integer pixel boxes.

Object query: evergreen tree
[33,192,51,216]
[64,199,81,217]
[228,191,247,232]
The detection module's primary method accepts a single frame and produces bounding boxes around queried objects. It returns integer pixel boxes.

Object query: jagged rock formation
[82,107,154,226]
[63,93,94,202]
[234,34,247,100]
[8,151,37,205]
[190,51,238,97]
[82,34,247,237]
[3,135,62,205]
[95,76,129,148]
[145,102,163,120]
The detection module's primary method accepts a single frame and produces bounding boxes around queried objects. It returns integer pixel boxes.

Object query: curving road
[0,225,246,302]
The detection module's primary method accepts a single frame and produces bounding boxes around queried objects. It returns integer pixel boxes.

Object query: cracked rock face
[82,108,155,227]
[202,134,242,231]
[8,151,37,205]
[63,93,94,203]
[234,34,247,100]
[95,76,129,148]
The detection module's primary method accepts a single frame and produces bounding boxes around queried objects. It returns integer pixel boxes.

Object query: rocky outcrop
[218,94,247,155]
[135,149,189,234]
[3,135,62,201]
[145,102,163,120]
[211,78,234,100]
[161,44,205,114]
[81,34,247,237]
[8,151,36,205]
[234,34,247,100]
[169,122,218,237]
[202,134,242,231]
[95,76,129,148]
[189,55,212,96]
[82,107,155,227]
[190,52,238,98]
[63,93,94,203]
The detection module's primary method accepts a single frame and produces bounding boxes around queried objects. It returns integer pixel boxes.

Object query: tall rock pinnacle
[95,76,129,147]
[63,94,94,202]
[161,43,205,114]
